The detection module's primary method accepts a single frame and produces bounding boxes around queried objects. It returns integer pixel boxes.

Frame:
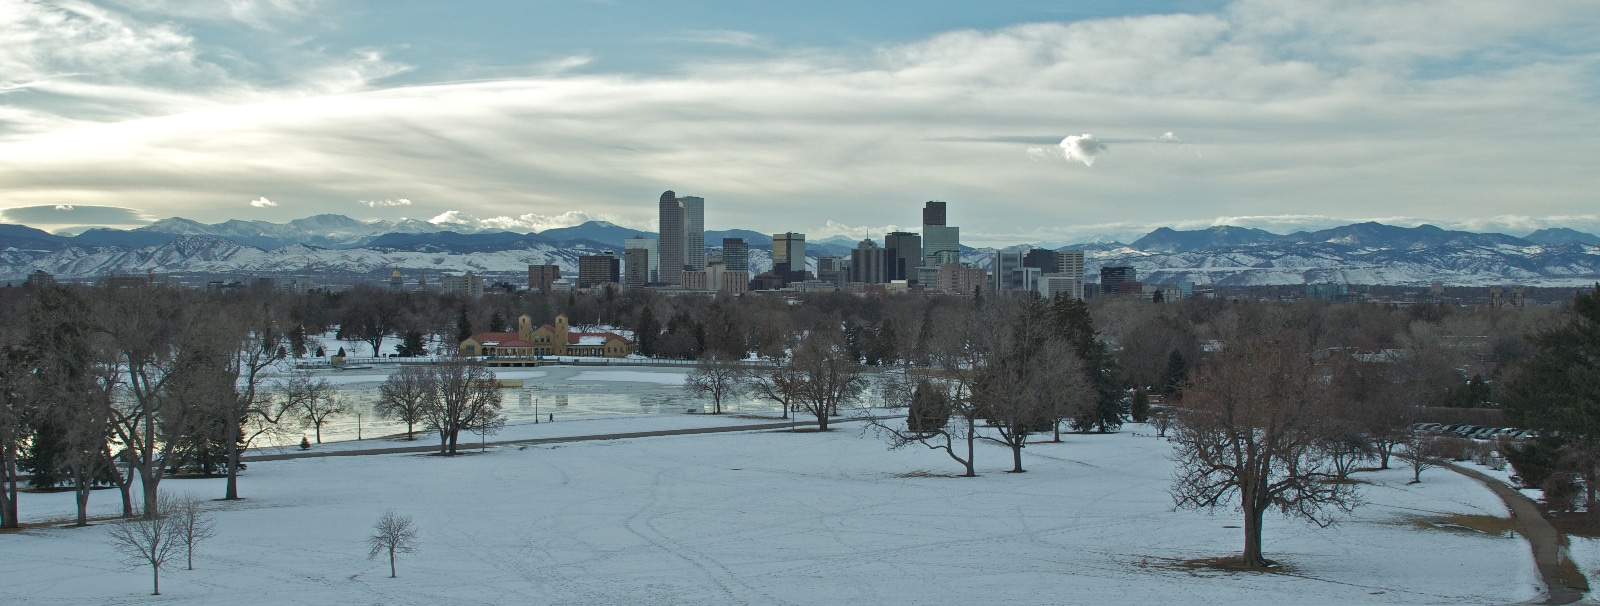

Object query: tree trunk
[1242,494,1268,567]
[964,418,977,477]
[1009,441,1025,473]
[389,548,397,577]
[75,482,91,527]
[1,446,18,529]
[314,423,323,444]
[447,429,459,455]
[225,438,241,500]
[816,408,829,431]
[140,466,160,518]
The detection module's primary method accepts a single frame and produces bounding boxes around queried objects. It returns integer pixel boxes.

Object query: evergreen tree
[456,307,473,342]
[1502,284,1600,512]
[874,319,899,365]
[488,310,507,333]
[636,307,660,357]
[1049,295,1123,432]
[1151,289,1165,303]
[1162,349,1188,397]
[21,419,68,489]
[1130,386,1150,423]
[396,331,427,357]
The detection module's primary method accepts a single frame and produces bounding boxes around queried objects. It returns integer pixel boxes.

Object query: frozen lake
[265,364,884,447]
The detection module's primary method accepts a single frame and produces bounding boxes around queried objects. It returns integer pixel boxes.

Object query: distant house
[459,314,632,358]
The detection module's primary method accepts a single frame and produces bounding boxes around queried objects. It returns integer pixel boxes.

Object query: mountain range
[1,215,1597,287]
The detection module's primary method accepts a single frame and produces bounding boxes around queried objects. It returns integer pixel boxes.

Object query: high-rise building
[24,270,55,289]
[624,247,650,288]
[578,253,621,288]
[1023,249,1057,272]
[993,247,1028,291]
[1101,266,1137,294]
[721,238,749,272]
[851,239,889,284]
[658,191,684,285]
[936,263,986,295]
[817,256,849,286]
[624,237,658,283]
[773,232,806,282]
[680,196,705,272]
[884,231,921,282]
[923,201,947,227]
[528,265,561,292]
[1056,249,1085,279]
[441,272,484,298]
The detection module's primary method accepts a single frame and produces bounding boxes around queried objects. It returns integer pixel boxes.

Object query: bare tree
[684,353,744,414]
[280,370,347,444]
[1170,326,1358,568]
[367,510,420,578]
[874,370,981,477]
[744,359,803,419]
[786,330,868,431]
[1401,430,1437,484]
[969,294,1085,473]
[221,303,291,500]
[423,356,504,454]
[107,493,182,595]
[172,493,216,570]
[375,365,436,440]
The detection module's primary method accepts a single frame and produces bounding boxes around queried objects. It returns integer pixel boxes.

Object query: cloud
[249,196,278,207]
[0,1,1595,241]
[424,210,628,233]
[360,198,412,208]
[0,204,152,227]
[1059,134,1109,167]
[536,55,593,74]
[668,30,764,48]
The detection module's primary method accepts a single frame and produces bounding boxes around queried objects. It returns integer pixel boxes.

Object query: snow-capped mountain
[1,216,1598,287]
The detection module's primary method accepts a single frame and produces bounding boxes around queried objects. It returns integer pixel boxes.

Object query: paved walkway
[1446,463,1586,605]
[242,418,822,462]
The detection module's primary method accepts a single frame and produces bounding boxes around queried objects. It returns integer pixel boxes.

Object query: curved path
[1446,463,1586,605]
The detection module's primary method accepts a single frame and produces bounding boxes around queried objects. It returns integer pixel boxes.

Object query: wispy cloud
[249,196,278,207]
[668,29,764,48]
[0,1,1595,241]
[360,198,412,208]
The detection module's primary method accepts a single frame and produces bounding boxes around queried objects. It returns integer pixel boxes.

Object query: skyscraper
[624,236,658,283]
[884,231,921,282]
[722,238,749,272]
[920,200,959,284]
[1101,266,1137,294]
[923,201,947,227]
[680,195,705,272]
[851,239,888,284]
[658,191,684,285]
[773,232,806,281]
[624,247,650,288]
[578,252,621,288]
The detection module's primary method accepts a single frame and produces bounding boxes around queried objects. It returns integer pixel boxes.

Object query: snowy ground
[1,420,1546,605]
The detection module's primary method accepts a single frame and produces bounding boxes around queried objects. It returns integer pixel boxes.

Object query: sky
[1,0,1597,246]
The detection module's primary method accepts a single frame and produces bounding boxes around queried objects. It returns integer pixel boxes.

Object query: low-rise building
[460,314,633,358]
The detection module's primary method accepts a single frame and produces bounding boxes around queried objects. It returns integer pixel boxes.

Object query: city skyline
[1,1,1597,246]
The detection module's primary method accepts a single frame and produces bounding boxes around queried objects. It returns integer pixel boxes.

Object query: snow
[0,419,1545,605]
[567,369,691,385]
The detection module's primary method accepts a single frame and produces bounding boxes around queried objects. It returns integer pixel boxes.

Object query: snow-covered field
[1,420,1545,605]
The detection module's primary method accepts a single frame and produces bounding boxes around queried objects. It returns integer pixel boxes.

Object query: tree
[375,365,435,439]
[684,353,744,414]
[1051,296,1123,432]
[787,330,868,431]
[173,493,216,571]
[368,510,420,578]
[423,356,504,454]
[969,294,1082,472]
[280,370,347,444]
[107,492,182,595]
[221,303,292,500]
[1169,329,1358,568]
[744,357,803,420]
[874,368,981,477]
[1401,430,1436,484]
[635,306,660,357]
[456,306,473,343]
[1130,386,1150,423]
[395,331,428,357]
[1502,285,1600,515]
